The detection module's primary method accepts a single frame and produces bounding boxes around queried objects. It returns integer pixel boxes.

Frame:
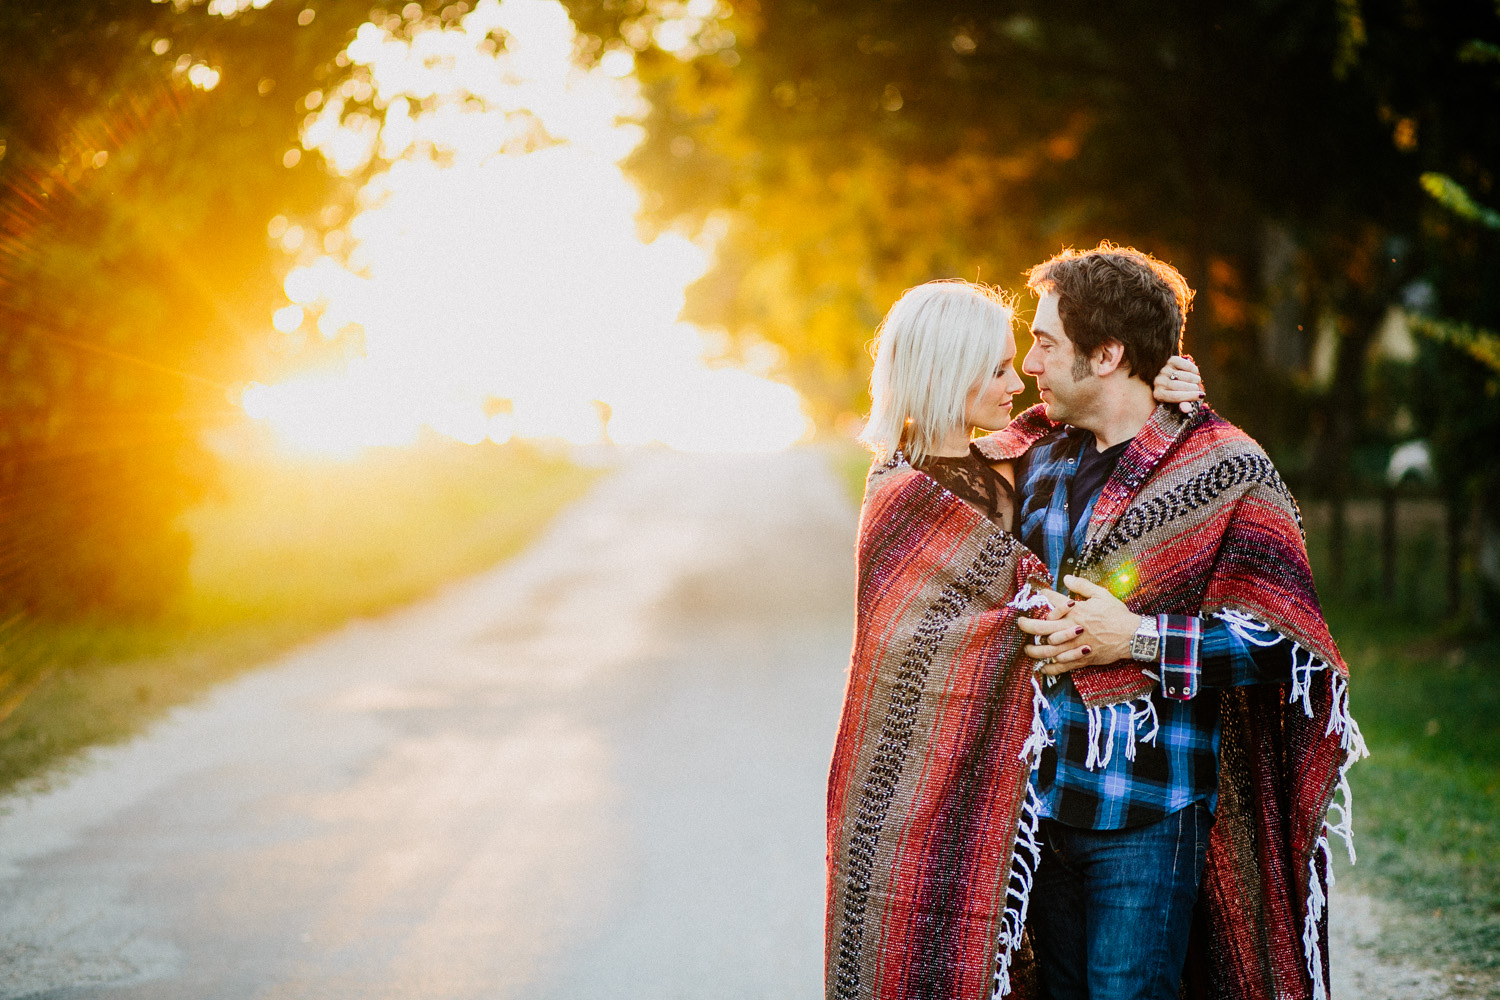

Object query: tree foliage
[0,0,370,615]
[566,0,1500,613]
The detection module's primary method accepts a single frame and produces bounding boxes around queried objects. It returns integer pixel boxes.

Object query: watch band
[1130,615,1161,662]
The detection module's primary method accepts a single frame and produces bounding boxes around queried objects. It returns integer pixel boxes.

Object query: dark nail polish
[1067,600,1076,607]
[1081,646,1092,655]
[1075,626,1085,635]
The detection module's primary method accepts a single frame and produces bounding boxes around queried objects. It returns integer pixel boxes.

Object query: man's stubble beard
[1044,353,1096,425]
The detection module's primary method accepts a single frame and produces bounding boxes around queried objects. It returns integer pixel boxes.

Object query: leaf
[1457,39,1500,64]
[1408,314,1500,373]
[1419,172,1500,230]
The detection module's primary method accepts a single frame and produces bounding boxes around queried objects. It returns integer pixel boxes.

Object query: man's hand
[1016,575,1145,676]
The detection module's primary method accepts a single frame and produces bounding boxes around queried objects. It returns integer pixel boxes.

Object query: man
[973,244,1365,1000]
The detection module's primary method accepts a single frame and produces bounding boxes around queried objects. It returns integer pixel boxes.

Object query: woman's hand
[1153,354,1204,414]
[1015,575,1145,676]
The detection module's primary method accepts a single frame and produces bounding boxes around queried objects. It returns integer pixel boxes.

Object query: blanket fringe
[1007,582,1057,616]
[1084,705,1117,770]
[991,782,1045,1000]
[1301,669,1371,996]
[1083,695,1161,769]
[1303,833,1334,1000]
[1324,671,1369,863]
[1124,697,1160,762]
[1216,610,1324,717]
[1019,675,1054,766]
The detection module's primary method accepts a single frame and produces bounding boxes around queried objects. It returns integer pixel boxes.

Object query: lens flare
[1106,559,1139,600]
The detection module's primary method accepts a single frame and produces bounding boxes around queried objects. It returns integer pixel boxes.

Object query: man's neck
[1079,383,1157,451]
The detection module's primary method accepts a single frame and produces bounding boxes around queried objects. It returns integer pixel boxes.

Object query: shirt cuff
[1158,613,1201,700]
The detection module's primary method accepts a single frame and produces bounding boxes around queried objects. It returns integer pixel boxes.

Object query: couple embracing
[825,244,1367,1000]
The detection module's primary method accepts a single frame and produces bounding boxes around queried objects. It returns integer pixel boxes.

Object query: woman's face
[965,329,1026,432]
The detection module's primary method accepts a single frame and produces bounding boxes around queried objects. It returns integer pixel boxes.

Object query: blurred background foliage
[567,0,1500,623]
[2,0,1496,620]
[0,0,372,616]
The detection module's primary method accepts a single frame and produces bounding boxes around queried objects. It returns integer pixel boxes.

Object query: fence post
[1446,495,1465,614]
[1381,486,1398,603]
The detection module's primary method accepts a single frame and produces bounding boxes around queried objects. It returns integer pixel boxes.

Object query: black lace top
[913,443,1015,530]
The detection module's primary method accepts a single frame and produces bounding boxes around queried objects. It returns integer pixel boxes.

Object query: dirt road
[0,450,1451,999]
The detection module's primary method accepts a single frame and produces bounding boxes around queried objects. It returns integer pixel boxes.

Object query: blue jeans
[1029,801,1212,1000]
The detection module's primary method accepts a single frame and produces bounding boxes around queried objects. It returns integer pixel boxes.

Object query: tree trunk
[1329,491,1347,594]
[1380,486,1397,602]
[1446,495,1465,614]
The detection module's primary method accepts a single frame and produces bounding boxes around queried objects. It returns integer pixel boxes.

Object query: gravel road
[0,450,1456,999]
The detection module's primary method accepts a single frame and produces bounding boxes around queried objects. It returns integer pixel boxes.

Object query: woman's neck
[927,425,973,458]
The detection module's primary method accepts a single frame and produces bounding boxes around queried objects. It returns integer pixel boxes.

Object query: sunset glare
[242,0,809,457]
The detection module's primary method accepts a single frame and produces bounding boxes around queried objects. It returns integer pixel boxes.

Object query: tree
[565,0,1497,611]
[0,0,371,615]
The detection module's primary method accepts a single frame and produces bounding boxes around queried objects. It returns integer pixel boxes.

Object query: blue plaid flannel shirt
[1015,426,1295,830]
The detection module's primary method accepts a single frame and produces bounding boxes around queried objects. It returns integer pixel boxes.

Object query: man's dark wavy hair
[1025,242,1194,384]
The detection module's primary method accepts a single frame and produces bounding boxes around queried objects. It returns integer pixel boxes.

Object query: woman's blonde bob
[859,280,1016,466]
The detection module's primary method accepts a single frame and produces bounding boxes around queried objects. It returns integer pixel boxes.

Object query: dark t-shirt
[1067,434,1131,535]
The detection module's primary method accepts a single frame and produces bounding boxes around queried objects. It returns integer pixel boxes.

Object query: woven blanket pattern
[977,404,1364,1000]
[827,459,1049,1000]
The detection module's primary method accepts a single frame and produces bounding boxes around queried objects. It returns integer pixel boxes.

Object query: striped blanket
[977,403,1367,1000]
[826,457,1051,1000]
[827,404,1365,1000]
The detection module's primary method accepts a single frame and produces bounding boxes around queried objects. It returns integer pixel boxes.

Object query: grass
[1308,505,1500,979]
[0,437,600,798]
[834,440,875,505]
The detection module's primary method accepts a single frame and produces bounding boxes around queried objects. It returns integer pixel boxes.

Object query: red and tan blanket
[826,457,1050,1000]
[980,403,1366,1000]
[828,404,1366,1000]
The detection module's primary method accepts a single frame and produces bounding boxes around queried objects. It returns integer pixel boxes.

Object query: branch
[1420,172,1500,230]
[1408,314,1500,372]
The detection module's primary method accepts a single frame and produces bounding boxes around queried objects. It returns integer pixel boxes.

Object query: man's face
[1021,291,1100,425]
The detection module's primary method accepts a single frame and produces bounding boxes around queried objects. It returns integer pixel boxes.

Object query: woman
[825,280,1200,1000]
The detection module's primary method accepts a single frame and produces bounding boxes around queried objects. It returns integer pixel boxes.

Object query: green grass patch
[0,439,600,797]
[829,439,874,507]
[1325,602,1500,973]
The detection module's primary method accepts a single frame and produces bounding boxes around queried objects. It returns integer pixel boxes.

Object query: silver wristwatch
[1130,615,1161,662]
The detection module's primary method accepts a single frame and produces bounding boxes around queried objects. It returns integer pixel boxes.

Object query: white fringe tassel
[1215,610,1324,718]
[991,676,1055,999]
[991,782,1045,999]
[1082,696,1161,769]
[1007,582,1057,616]
[1084,705,1117,770]
[1303,833,1334,1000]
[1324,671,1369,862]
[1299,669,1371,999]
[1019,675,1054,765]
[1124,696,1161,761]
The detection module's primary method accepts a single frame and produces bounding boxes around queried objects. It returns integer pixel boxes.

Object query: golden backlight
[242,0,810,457]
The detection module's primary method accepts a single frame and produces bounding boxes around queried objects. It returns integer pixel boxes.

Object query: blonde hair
[859,280,1015,465]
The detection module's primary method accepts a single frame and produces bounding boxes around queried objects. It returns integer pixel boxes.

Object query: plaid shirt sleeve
[1157,613,1295,701]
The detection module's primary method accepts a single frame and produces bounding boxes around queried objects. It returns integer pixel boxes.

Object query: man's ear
[1093,340,1128,377]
